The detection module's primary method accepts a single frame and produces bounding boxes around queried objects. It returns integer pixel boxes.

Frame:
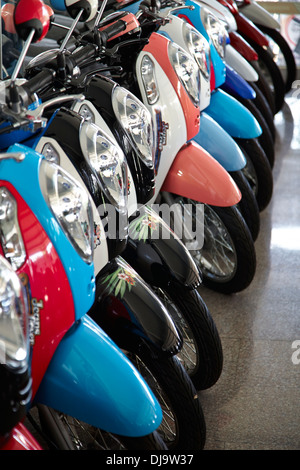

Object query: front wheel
[257,24,297,93]
[27,405,167,450]
[235,138,273,212]
[129,352,206,450]
[229,169,260,241]
[153,285,223,390]
[165,196,257,294]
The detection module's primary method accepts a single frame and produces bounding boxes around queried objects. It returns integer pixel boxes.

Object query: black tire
[256,24,297,93]
[234,95,275,168]
[132,352,206,450]
[246,80,276,141]
[163,196,256,294]
[249,59,276,115]
[244,38,285,114]
[199,204,256,294]
[31,404,167,450]
[154,285,223,390]
[235,138,273,211]
[229,169,260,241]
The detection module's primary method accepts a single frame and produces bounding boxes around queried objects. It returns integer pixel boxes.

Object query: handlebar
[99,19,127,43]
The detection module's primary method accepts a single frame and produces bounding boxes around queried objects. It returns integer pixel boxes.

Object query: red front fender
[229,31,258,61]
[161,141,241,207]
[1,423,42,450]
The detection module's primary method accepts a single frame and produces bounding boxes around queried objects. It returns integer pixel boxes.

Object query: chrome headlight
[168,41,201,107]
[0,188,26,271]
[201,8,228,59]
[112,86,154,168]
[140,54,160,105]
[0,256,29,369]
[182,22,210,80]
[79,121,128,211]
[39,160,94,264]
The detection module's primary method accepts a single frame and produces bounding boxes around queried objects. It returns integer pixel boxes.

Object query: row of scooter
[0,0,293,451]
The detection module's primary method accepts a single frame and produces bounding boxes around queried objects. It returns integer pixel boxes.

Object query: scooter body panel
[229,30,258,61]
[225,44,259,81]
[174,1,226,88]
[34,135,110,275]
[125,206,201,289]
[135,48,188,194]
[93,256,183,355]
[3,144,95,321]
[196,0,237,31]
[241,2,281,29]
[223,64,257,99]
[158,14,211,112]
[205,88,262,138]
[236,12,269,46]
[34,313,163,436]
[70,98,138,217]
[194,112,246,171]
[161,140,241,206]
[142,32,200,141]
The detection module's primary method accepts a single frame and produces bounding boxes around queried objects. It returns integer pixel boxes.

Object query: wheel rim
[172,199,238,282]
[44,412,129,450]
[126,353,178,447]
[153,287,199,377]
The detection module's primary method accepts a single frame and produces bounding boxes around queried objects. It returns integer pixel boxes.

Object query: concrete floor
[199,94,300,450]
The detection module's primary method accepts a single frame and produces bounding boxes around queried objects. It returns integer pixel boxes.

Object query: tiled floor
[198,93,300,450]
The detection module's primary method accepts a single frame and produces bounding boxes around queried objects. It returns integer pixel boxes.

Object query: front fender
[124,206,201,288]
[34,313,162,437]
[229,31,258,62]
[91,256,182,356]
[241,3,281,29]
[193,112,246,171]
[236,12,269,46]
[161,140,241,206]
[205,88,262,138]
[225,45,259,82]
[221,64,257,99]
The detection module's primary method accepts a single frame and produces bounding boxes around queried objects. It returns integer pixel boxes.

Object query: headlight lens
[182,22,210,80]
[140,55,160,105]
[0,188,26,271]
[0,256,29,369]
[168,41,201,107]
[112,86,154,168]
[39,160,94,264]
[201,9,228,59]
[79,121,128,211]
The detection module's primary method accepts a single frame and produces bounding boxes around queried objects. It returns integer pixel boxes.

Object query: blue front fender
[205,89,262,139]
[34,314,162,437]
[222,65,257,100]
[193,113,246,171]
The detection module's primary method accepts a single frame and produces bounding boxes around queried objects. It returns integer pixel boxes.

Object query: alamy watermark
[291,340,300,365]
[97,202,205,250]
[291,80,300,99]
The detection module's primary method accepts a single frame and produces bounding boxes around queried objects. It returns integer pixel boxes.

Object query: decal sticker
[129,206,161,241]
[18,272,43,346]
[102,265,136,299]
[154,109,169,175]
[94,222,102,248]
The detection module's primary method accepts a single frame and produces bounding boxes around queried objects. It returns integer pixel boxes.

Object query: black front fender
[123,206,201,290]
[88,257,182,357]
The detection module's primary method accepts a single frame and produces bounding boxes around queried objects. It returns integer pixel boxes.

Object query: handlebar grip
[99,19,127,42]
[71,43,98,66]
[23,68,55,95]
